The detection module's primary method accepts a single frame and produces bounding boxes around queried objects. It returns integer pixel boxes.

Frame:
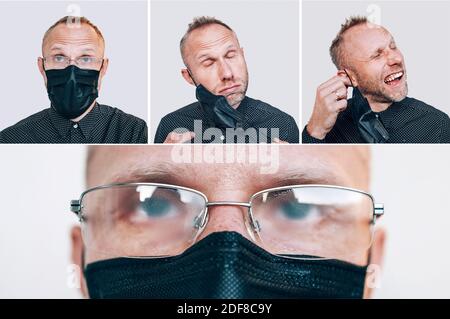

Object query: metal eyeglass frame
[70,182,384,245]
[43,55,104,69]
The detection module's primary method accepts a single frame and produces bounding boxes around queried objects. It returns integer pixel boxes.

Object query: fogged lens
[250,186,374,265]
[79,184,207,264]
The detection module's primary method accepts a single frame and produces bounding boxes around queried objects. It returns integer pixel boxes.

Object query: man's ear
[70,225,88,298]
[181,68,195,86]
[338,69,358,87]
[97,58,109,91]
[37,57,47,87]
[363,227,386,298]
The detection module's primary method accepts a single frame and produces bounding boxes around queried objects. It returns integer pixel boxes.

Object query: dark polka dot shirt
[0,104,148,144]
[303,97,450,143]
[154,96,299,144]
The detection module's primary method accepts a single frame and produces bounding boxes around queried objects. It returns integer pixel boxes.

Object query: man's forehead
[185,24,239,58]
[343,24,392,56]
[87,146,370,192]
[43,23,102,52]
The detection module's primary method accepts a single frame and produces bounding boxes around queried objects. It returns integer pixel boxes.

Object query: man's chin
[225,92,245,108]
[380,83,408,103]
[389,87,408,102]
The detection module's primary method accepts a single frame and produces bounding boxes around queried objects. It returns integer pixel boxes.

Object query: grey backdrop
[0,0,148,131]
[150,0,300,141]
[302,0,450,128]
[1,145,450,298]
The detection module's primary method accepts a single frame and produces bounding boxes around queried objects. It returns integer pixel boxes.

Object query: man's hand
[307,73,352,140]
[163,131,195,143]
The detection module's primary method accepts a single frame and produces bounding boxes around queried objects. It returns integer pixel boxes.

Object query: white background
[0,145,449,298]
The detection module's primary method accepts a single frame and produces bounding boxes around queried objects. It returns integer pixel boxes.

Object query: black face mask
[351,86,390,143]
[84,231,367,299]
[195,84,245,129]
[45,65,100,119]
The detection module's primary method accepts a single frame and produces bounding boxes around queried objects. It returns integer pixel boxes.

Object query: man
[70,144,385,298]
[303,16,450,143]
[0,16,147,143]
[154,17,299,144]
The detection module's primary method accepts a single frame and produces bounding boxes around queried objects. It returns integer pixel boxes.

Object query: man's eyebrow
[369,37,395,55]
[80,48,96,53]
[266,168,346,189]
[106,164,186,186]
[49,45,65,52]
[196,53,213,62]
[196,44,237,61]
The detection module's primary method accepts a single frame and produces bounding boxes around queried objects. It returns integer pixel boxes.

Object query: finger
[273,138,289,144]
[323,86,348,105]
[322,79,349,96]
[335,87,348,100]
[322,93,348,112]
[164,131,195,144]
[318,75,345,90]
[163,132,177,143]
[335,98,348,112]
[177,131,195,143]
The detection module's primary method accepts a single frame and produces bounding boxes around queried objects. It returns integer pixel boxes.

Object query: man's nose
[386,49,403,66]
[218,60,234,81]
[196,205,251,241]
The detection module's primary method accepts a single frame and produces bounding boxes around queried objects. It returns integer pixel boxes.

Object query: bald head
[42,16,105,57]
[180,16,235,67]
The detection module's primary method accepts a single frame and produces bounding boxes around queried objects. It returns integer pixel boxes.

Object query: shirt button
[73,123,78,129]
[220,135,225,141]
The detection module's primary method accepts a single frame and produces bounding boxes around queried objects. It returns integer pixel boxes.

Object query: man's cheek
[235,59,247,79]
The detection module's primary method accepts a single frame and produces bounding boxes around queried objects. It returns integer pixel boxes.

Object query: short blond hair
[329,16,369,69]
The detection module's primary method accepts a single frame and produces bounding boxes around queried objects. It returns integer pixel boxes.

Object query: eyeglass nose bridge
[198,201,261,235]
[206,201,251,208]
[65,58,79,67]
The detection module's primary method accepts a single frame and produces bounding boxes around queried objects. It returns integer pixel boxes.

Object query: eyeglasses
[70,183,384,265]
[43,55,103,70]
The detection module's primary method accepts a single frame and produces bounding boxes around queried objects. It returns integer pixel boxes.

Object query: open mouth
[384,71,404,86]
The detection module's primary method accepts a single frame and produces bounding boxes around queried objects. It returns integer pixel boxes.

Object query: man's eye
[53,55,67,63]
[278,201,314,220]
[79,56,94,64]
[139,196,175,218]
[225,52,237,59]
[202,60,214,67]
[372,52,382,59]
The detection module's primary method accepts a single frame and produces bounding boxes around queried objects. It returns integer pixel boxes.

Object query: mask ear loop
[343,68,355,87]
[186,68,199,87]
[42,57,47,72]
[81,246,86,269]
[98,58,105,72]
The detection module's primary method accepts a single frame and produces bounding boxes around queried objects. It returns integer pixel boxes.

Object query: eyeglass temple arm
[70,200,81,214]
[373,203,384,223]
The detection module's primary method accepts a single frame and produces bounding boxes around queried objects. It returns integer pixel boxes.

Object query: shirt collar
[235,96,250,114]
[375,98,408,128]
[351,96,408,128]
[48,103,99,139]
